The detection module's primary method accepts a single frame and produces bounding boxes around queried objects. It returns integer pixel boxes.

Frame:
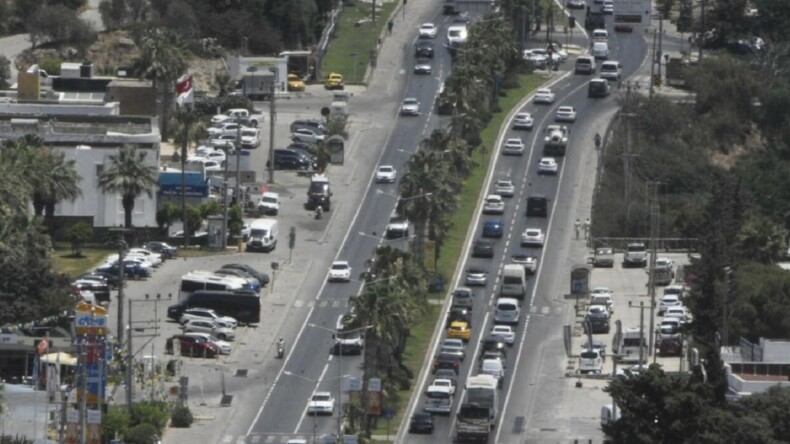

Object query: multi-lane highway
[398,8,648,443]
[244,8,461,441]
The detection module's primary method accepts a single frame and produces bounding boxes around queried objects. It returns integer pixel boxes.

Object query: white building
[0,106,160,228]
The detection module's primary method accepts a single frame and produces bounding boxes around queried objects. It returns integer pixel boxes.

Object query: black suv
[415,40,434,58]
[268,149,311,170]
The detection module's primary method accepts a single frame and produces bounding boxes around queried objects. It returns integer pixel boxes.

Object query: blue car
[482,219,504,238]
[96,261,151,279]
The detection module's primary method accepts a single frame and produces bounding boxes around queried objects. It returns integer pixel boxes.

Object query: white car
[534,88,556,104]
[590,287,614,298]
[328,260,352,282]
[182,319,236,341]
[386,214,410,239]
[307,392,335,415]
[240,128,260,149]
[413,58,432,75]
[184,332,233,355]
[555,106,577,122]
[512,112,534,130]
[502,138,525,155]
[103,254,156,269]
[179,308,238,329]
[195,148,227,163]
[664,306,690,322]
[208,122,244,138]
[602,0,614,14]
[490,325,515,345]
[512,254,538,274]
[375,165,397,183]
[418,23,438,38]
[659,294,681,315]
[431,378,456,395]
[400,98,420,116]
[537,157,558,175]
[258,192,280,215]
[292,128,325,144]
[522,49,548,69]
[126,248,163,267]
[494,179,515,197]
[521,228,545,247]
[482,194,505,214]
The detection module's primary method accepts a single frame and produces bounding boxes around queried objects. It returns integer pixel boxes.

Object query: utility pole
[180,115,190,249]
[658,14,664,82]
[698,0,706,61]
[628,301,649,371]
[267,80,276,184]
[126,298,134,413]
[649,30,657,98]
[235,118,243,206]
[79,339,87,444]
[647,182,660,362]
[221,143,231,249]
[109,228,129,346]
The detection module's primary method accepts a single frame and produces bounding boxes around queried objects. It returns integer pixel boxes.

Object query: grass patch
[369,74,542,440]
[321,1,396,83]
[52,248,110,277]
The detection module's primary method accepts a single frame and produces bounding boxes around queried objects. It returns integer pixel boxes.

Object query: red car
[659,338,683,356]
[166,335,219,358]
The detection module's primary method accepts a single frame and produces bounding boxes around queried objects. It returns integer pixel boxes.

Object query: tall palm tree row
[98,145,159,228]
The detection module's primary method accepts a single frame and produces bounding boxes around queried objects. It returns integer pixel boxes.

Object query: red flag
[176,74,193,105]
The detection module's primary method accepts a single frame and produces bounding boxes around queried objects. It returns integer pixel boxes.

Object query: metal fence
[590,237,698,252]
[739,336,764,362]
[315,4,344,80]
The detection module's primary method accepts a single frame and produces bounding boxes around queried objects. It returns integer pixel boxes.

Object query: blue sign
[159,171,208,198]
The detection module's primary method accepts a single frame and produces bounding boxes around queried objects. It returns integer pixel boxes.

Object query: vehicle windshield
[262,197,277,204]
[331,263,347,270]
[251,229,268,237]
[627,244,647,252]
[426,391,450,400]
[581,351,599,359]
[312,394,330,401]
[458,406,489,419]
[498,303,517,311]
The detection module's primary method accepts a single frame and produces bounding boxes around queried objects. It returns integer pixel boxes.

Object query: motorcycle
[314,206,323,220]
[277,338,285,359]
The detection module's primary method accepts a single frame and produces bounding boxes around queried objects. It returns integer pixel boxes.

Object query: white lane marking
[294,300,304,308]
[293,359,332,433]
[221,435,233,444]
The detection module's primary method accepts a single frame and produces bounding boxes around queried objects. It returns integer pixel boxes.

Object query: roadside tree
[97,146,158,229]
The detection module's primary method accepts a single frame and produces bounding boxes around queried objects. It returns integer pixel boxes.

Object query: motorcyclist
[277,337,285,358]
[315,206,323,219]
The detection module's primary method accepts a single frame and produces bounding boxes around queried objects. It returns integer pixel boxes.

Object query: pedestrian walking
[584,218,591,239]
[387,19,393,35]
[574,219,581,239]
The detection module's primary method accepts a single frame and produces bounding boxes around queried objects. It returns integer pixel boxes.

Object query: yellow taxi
[325,72,345,90]
[447,321,472,342]
[287,73,305,92]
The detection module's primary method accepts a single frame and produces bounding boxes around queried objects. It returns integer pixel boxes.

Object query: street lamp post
[220,142,233,249]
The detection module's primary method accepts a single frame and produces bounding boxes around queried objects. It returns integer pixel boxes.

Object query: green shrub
[170,404,194,428]
[131,400,170,433]
[123,423,158,444]
[39,58,64,76]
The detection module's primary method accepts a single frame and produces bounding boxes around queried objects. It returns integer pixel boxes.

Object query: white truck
[543,125,569,156]
[614,0,652,27]
[456,374,498,442]
[623,242,648,268]
[210,108,264,128]
[616,327,648,363]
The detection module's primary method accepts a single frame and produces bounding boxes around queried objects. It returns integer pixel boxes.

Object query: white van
[500,265,526,299]
[246,218,278,252]
[592,42,609,60]
[592,29,608,42]
[600,404,620,426]
[494,298,520,325]
[599,61,622,81]
[575,55,595,74]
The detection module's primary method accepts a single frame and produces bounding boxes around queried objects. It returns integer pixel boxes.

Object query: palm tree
[0,136,82,233]
[98,146,158,228]
[136,28,188,140]
[171,106,201,247]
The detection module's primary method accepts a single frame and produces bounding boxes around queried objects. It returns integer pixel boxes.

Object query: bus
[179,270,251,303]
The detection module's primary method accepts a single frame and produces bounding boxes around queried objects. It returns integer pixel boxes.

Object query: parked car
[287,73,305,91]
[292,128,325,144]
[165,334,219,358]
[77,271,119,288]
[659,294,682,316]
[96,260,150,279]
[143,241,178,259]
[325,73,345,90]
[184,332,233,355]
[178,308,238,328]
[221,264,270,287]
[182,319,236,341]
